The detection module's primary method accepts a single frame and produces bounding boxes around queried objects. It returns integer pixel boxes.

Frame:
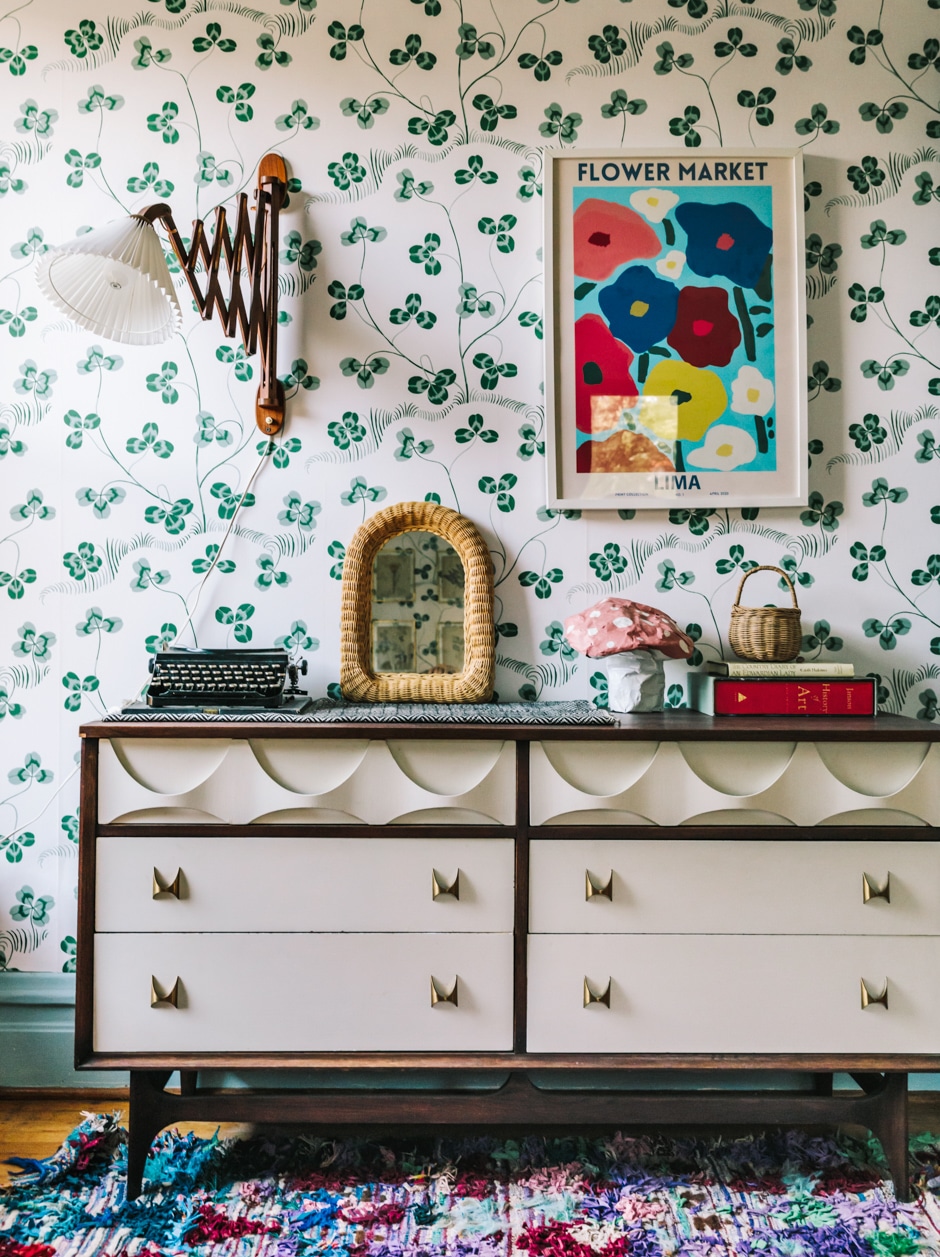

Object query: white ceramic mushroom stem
[606,649,666,713]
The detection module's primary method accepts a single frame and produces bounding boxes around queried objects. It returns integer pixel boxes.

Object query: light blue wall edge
[3,972,939,1092]
[0,973,127,1088]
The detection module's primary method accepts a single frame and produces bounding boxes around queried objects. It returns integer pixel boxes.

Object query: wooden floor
[0,1093,252,1187]
[2,1091,940,1188]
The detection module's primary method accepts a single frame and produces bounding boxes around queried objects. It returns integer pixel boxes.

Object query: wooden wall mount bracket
[137,152,289,436]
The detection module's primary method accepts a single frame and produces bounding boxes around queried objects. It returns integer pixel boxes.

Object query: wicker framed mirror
[340,501,495,702]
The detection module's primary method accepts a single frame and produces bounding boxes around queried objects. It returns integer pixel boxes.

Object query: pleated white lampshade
[36,215,182,346]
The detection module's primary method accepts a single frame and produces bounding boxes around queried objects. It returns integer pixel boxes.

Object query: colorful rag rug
[3,1116,940,1257]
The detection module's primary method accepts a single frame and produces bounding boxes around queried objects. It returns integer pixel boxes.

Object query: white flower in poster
[731,365,774,415]
[687,424,758,471]
[656,249,686,281]
[629,188,679,223]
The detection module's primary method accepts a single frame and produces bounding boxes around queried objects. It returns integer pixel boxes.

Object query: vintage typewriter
[140,647,310,712]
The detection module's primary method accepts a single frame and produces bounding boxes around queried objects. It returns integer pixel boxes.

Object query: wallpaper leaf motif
[0,0,939,969]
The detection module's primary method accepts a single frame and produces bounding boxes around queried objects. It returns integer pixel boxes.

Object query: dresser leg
[126,1069,172,1201]
[876,1073,910,1202]
[850,1071,910,1201]
[179,1069,198,1096]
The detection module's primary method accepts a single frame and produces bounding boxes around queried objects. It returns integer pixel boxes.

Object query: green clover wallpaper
[0,0,938,972]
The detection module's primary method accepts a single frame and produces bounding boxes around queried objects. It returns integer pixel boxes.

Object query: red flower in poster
[573,198,661,281]
[574,313,638,472]
[666,285,741,368]
[575,313,637,431]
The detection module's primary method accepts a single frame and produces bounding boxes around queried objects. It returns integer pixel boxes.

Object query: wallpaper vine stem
[0,0,937,972]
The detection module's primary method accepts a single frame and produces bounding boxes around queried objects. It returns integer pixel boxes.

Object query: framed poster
[437,621,465,673]
[372,620,416,673]
[373,548,415,602]
[544,149,806,510]
[437,549,465,604]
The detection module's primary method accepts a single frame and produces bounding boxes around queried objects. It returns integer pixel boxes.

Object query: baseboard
[0,973,127,1089]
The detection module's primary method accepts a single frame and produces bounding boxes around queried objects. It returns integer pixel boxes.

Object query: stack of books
[688,660,876,717]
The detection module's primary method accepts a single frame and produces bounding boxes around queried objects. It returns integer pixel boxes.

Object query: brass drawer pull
[860,978,888,1010]
[150,976,181,1008]
[585,870,613,901]
[862,872,890,904]
[432,869,460,900]
[152,868,182,899]
[430,976,459,1007]
[583,977,611,1008]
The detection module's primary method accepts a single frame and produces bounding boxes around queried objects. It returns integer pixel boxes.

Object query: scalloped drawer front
[527,934,940,1054]
[97,738,516,826]
[529,740,940,828]
[94,932,513,1052]
[529,840,940,935]
[96,836,514,933]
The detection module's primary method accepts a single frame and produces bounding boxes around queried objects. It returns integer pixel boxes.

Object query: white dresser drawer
[97,737,515,825]
[96,835,514,933]
[529,839,940,935]
[94,932,513,1052]
[527,934,940,1054]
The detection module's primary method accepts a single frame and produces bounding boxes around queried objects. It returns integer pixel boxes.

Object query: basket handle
[733,564,799,609]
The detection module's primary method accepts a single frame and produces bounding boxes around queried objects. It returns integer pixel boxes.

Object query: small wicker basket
[728,564,803,662]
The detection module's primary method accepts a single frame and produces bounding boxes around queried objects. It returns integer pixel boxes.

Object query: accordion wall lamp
[37,152,289,437]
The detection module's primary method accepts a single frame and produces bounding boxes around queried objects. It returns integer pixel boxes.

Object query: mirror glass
[370,532,465,674]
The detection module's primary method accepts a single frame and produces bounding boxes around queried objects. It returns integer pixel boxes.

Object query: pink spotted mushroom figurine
[564,598,695,712]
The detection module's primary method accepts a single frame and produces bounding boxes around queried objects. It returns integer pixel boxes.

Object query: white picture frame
[372,620,416,673]
[544,148,807,510]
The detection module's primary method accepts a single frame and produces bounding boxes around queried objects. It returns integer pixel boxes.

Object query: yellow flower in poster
[641,360,728,442]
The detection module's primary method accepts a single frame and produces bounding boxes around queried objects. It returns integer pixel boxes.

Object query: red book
[690,675,876,716]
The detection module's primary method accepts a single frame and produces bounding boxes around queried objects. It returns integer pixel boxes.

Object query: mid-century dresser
[77,711,940,1198]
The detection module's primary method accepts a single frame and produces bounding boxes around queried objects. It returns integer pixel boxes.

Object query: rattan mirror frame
[340,501,495,702]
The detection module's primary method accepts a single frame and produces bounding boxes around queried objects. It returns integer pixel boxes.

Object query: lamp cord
[128,438,275,702]
[175,437,275,648]
[3,444,276,849]
[2,764,81,847]
[0,447,275,849]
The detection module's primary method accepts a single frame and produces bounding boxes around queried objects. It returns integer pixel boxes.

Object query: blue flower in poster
[598,265,679,353]
[674,200,772,289]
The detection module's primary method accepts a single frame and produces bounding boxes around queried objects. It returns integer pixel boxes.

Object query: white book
[706,661,855,678]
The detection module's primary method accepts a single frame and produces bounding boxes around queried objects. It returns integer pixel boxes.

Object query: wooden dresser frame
[77,713,940,1199]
